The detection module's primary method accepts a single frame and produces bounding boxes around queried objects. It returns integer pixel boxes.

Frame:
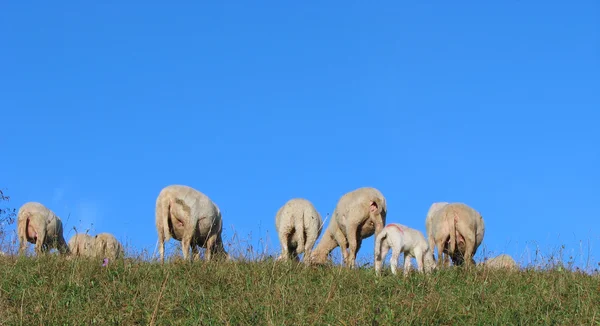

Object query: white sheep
[482,254,518,271]
[311,187,387,268]
[155,184,228,263]
[374,223,435,276]
[426,202,485,267]
[17,202,70,256]
[68,233,95,257]
[275,198,323,265]
[94,232,125,261]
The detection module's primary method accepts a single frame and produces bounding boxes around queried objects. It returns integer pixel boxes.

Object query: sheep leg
[463,237,475,268]
[191,244,200,261]
[311,227,338,264]
[35,227,47,256]
[181,238,191,261]
[181,229,194,262]
[427,235,436,265]
[375,241,390,276]
[205,233,218,261]
[403,253,413,277]
[415,248,425,273]
[18,234,28,256]
[345,224,359,268]
[156,198,172,264]
[277,229,291,261]
[333,227,349,266]
[158,235,166,264]
[390,249,400,275]
[303,223,319,265]
[435,239,446,268]
[303,234,318,266]
[156,215,168,263]
[302,233,316,265]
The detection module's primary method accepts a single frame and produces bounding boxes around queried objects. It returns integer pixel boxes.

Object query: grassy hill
[1,251,598,325]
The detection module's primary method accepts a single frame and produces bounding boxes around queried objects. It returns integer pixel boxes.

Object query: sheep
[482,254,518,271]
[374,223,436,276]
[17,202,70,256]
[274,198,323,264]
[155,184,229,263]
[94,232,125,261]
[68,233,95,257]
[426,202,485,268]
[311,187,387,268]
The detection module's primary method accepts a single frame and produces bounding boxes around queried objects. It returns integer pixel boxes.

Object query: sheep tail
[448,209,457,255]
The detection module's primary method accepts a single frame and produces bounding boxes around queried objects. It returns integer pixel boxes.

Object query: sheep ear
[370,201,378,213]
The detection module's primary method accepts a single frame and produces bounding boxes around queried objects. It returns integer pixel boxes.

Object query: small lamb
[374,223,435,276]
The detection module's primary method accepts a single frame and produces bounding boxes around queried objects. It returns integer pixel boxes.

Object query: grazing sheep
[311,187,387,268]
[17,202,70,256]
[275,198,323,264]
[155,185,228,263]
[374,223,436,276]
[68,233,95,257]
[426,202,485,267]
[482,254,518,270]
[94,232,125,260]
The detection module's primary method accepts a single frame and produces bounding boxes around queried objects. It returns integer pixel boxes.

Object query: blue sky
[1,2,598,270]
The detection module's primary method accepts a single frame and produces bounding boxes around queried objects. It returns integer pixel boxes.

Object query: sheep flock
[13,184,516,273]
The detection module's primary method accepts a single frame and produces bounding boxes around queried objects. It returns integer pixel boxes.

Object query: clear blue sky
[1,2,598,270]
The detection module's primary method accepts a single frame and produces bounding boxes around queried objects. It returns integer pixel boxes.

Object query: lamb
[311,187,387,268]
[94,232,125,260]
[374,223,436,276]
[17,202,70,256]
[155,184,229,263]
[274,198,323,264]
[482,254,518,271]
[426,202,485,267]
[68,233,95,257]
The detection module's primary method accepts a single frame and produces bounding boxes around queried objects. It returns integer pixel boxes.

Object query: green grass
[0,251,598,325]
